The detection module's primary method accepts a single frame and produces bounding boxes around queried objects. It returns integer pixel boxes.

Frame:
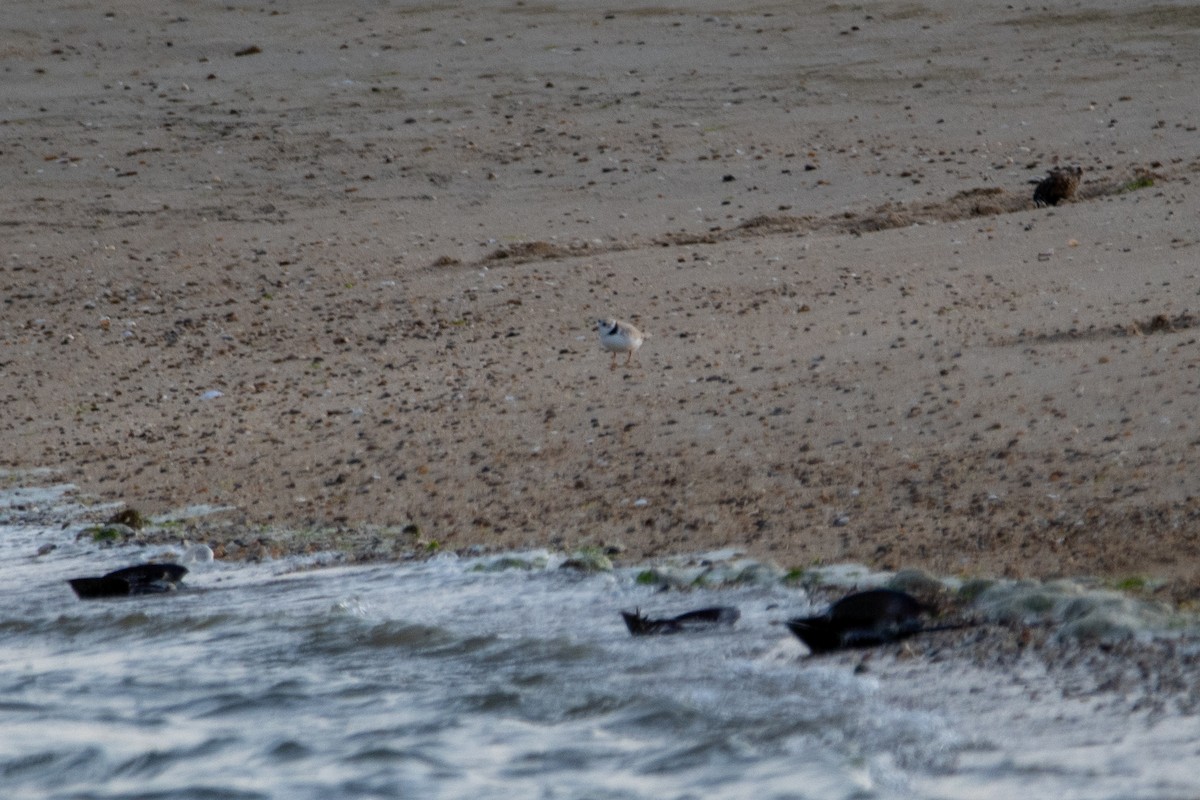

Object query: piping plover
[596,318,644,369]
[1033,165,1082,207]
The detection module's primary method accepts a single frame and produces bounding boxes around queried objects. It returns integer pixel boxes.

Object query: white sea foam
[1,485,1198,799]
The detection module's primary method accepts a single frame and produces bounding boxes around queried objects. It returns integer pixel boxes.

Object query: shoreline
[3,474,1194,618]
[4,499,1200,799]
[4,483,1199,726]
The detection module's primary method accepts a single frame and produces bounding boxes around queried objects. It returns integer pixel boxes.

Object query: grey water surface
[2,483,1197,800]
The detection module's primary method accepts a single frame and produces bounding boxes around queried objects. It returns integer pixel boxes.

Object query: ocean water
[2,483,1198,800]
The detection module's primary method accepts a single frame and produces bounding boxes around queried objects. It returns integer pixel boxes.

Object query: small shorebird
[1033,164,1082,207]
[596,317,644,369]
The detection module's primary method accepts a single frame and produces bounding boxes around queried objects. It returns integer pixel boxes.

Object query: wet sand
[3,1,1200,601]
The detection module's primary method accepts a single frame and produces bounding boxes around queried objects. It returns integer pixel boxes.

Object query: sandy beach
[3,0,1200,601]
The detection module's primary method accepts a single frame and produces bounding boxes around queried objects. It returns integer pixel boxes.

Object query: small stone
[560,548,613,573]
[106,507,148,530]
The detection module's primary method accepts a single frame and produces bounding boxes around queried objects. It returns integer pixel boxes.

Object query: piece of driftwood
[786,589,929,654]
[68,563,189,599]
[621,606,740,636]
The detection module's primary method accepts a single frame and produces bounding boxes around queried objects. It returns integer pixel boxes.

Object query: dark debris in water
[786,589,974,655]
[621,606,740,636]
[787,589,928,654]
[68,563,188,599]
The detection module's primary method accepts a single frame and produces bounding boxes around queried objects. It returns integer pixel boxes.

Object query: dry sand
[4,1,1200,601]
